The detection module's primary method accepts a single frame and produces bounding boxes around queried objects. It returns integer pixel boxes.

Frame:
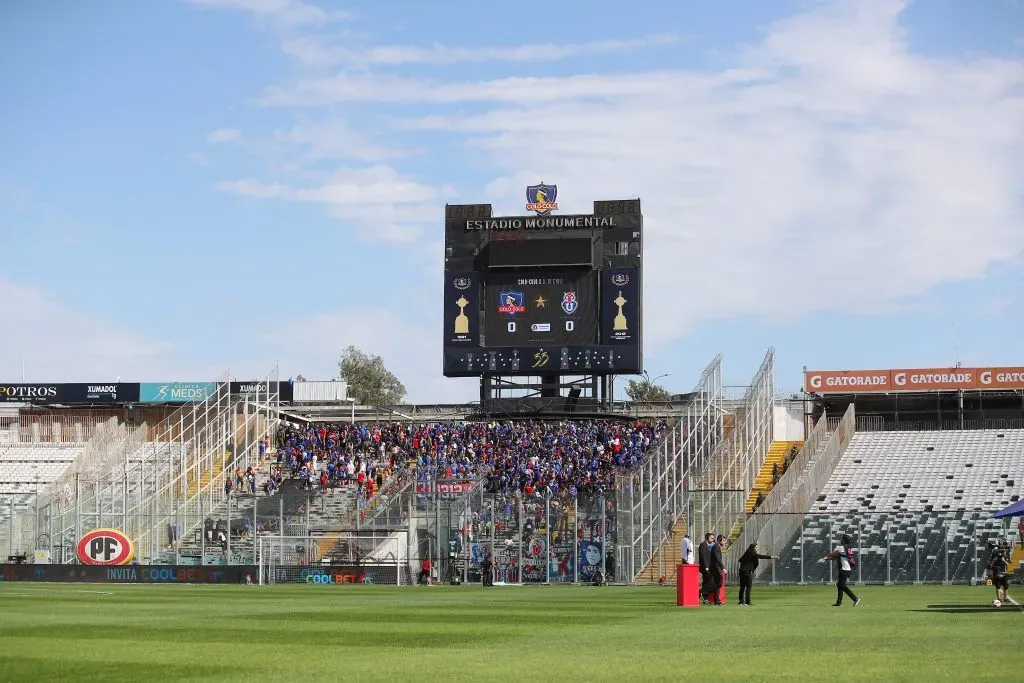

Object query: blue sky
[0,0,1022,402]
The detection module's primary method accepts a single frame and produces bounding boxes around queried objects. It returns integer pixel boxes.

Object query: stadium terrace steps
[814,430,1024,514]
[745,441,802,514]
[1010,545,1024,576]
[770,429,1024,583]
[636,519,688,583]
[0,444,85,523]
[186,451,231,497]
[776,509,1011,584]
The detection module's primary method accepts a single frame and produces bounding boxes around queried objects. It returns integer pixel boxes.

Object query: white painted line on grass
[1004,594,1024,614]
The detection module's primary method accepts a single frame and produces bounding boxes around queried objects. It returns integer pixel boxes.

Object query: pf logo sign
[76,528,135,566]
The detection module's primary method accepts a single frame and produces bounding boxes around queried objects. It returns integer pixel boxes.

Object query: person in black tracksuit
[737,543,779,606]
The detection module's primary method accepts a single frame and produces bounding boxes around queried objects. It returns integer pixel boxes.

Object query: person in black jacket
[697,533,715,605]
[737,543,779,605]
[480,554,494,587]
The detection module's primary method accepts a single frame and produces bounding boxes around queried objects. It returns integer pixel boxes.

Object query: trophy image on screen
[613,291,628,331]
[454,296,469,334]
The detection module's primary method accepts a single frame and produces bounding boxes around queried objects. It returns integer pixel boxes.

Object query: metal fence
[736,511,1019,585]
[0,371,282,563]
[856,416,1024,432]
[726,404,856,574]
[0,413,108,444]
[258,532,409,585]
[615,354,726,581]
[682,349,776,567]
[380,482,619,585]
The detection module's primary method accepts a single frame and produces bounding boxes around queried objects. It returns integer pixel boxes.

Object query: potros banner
[804,367,1024,394]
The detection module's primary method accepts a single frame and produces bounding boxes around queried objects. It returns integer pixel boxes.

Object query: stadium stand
[814,430,1023,513]
[275,419,667,501]
[771,429,1024,583]
[163,418,668,567]
[0,444,84,524]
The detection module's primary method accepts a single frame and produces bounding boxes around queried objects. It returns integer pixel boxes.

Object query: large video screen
[484,272,599,346]
[488,238,593,268]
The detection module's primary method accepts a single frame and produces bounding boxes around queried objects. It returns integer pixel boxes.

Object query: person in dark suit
[708,535,726,604]
[698,533,715,605]
[737,543,779,605]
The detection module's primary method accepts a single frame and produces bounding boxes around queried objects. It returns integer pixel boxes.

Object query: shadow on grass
[912,604,1015,614]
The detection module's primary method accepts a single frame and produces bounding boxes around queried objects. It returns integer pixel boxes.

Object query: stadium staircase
[635,518,688,583]
[744,441,802,514]
[187,450,230,497]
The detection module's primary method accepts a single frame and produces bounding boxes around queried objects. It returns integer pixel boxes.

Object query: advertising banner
[262,565,396,585]
[0,564,256,584]
[76,528,135,566]
[443,272,481,346]
[139,382,217,403]
[805,367,1024,394]
[601,268,639,345]
[0,383,140,404]
[228,381,293,402]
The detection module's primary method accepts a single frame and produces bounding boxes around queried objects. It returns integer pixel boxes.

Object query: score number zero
[507,321,574,332]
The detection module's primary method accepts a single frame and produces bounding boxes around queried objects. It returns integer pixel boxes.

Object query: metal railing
[726,403,856,574]
[738,511,1018,585]
[684,349,775,558]
[615,354,726,582]
[856,416,1024,432]
[130,373,281,561]
[0,414,108,444]
[0,370,283,563]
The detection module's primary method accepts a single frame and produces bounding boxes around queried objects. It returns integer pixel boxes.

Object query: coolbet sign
[804,367,1024,394]
[76,528,135,566]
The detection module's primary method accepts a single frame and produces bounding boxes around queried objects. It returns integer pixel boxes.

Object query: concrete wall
[773,401,805,441]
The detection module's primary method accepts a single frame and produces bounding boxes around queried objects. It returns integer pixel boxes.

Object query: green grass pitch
[0,583,1019,681]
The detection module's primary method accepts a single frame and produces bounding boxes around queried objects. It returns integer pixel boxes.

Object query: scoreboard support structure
[443,198,643,415]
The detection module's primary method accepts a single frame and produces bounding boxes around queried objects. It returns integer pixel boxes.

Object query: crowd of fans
[265,419,668,501]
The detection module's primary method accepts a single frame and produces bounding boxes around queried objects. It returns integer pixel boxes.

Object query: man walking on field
[823,534,860,607]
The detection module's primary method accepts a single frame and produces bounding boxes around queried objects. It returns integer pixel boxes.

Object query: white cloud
[218,0,1024,364]
[260,0,1024,352]
[281,34,681,67]
[206,128,243,144]
[214,165,450,243]
[183,0,348,26]
[215,165,440,204]
[257,70,745,107]
[274,120,411,162]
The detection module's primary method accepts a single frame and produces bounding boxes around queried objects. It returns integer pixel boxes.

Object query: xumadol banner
[804,367,1024,394]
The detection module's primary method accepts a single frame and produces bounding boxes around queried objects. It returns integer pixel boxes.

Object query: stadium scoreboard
[443,191,642,377]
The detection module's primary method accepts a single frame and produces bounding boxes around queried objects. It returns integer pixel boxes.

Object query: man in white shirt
[823,533,860,607]
[680,534,695,565]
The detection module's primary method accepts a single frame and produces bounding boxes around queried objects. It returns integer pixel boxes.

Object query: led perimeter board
[442,199,642,377]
